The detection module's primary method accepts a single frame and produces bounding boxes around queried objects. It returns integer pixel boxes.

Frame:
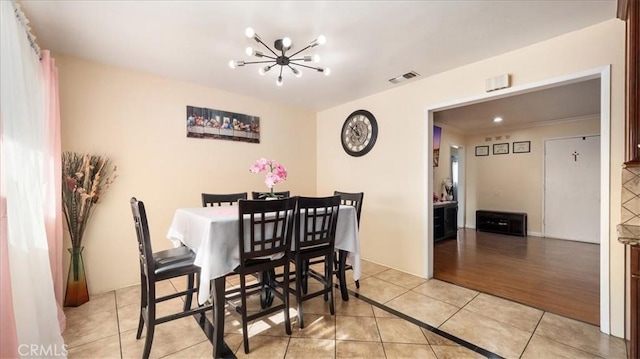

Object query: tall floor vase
[64,246,89,307]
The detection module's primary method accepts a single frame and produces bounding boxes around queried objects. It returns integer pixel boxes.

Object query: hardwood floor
[434,229,600,325]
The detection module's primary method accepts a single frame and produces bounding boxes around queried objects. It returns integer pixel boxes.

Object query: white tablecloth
[167,205,361,304]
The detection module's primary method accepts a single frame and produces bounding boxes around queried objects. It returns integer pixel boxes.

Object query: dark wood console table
[476,210,527,237]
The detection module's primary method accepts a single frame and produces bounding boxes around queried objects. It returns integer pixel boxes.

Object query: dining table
[166,203,361,357]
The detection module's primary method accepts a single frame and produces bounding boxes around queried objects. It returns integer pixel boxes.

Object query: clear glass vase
[64,246,90,307]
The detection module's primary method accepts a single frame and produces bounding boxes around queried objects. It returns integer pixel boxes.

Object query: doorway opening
[450,145,465,227]
[423,66,611,333]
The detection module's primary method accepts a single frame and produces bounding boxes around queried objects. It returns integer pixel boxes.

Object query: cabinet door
[444,206,458,238]
[632,247,640,359]
[434,207,444,240]
[633,275,640,359]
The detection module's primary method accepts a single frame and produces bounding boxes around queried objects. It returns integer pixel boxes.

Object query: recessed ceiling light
[493,116,503,123]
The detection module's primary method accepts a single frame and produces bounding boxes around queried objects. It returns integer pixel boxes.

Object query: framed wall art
[186,105,260,143]
[433,126,442,167]
[475,145,489,156]
[493,143,509,155]
[513,141,531,153]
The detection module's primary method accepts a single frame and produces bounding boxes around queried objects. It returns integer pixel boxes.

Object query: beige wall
[465,117,600,234]
[316,19,626,336]
[57,55,317,295]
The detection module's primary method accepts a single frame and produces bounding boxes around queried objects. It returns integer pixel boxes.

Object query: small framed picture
[513,141,531,154]
[475,145,489,156]
[493,143,509,155]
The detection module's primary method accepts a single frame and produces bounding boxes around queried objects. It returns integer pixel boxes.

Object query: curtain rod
[12,1,41,60]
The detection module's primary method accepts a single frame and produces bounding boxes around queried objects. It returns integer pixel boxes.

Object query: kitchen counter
[434,201,457,208]
[617,224,640,245]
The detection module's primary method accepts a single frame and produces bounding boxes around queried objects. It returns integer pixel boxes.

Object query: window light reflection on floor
[249,308,299,337]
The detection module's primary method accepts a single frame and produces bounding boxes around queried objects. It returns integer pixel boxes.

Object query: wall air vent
[389,71,420,84]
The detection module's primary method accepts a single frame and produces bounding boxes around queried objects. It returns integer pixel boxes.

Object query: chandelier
[229,27,330,86]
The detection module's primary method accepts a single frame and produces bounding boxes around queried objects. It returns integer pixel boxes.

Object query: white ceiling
[435,78,601,134]
[20,1,616,112]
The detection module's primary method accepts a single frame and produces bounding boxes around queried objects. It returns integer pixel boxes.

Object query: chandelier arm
[243,60,277,65]
[289,62,323,71]
[279,65,283,77]
[258,54,277,60]
[254,38,279,57]
[288,45,312,58]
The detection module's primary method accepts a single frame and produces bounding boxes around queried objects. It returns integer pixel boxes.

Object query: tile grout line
[517,310,545,358]
[432,288,482,348]
[348,289,504,359]
[114,291,124,359]
[528,312,609,359]
[372,313,386,358]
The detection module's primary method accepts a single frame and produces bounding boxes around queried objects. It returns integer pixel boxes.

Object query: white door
[544,135,600,243]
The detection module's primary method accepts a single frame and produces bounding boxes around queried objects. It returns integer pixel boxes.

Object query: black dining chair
[334,191,364,288]
[201,192,247,207]
[224,197,296,354]
[129,197,211,359]
[291,195,341,328]
[251,190,291,199]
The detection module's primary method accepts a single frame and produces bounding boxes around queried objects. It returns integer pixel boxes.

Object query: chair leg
[355,279,360,289]
[240,274,250,354]
[184,273,194,312]
[301,259,309,295]
[296,259,305,329]
[323,257,330,302]
[327,256,335,315]
[142,286,156,359]
[136,274,147,339]
[142,323,155,359]
[283,264,292,335]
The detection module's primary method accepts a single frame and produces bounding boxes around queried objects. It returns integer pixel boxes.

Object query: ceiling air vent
[389,71,420,84]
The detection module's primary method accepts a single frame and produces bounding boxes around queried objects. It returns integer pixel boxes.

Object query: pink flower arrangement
[249,158,287,197]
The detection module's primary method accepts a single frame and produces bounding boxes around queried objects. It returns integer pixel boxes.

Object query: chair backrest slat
[202,192,248,207]
[238,198,296,262]
[251,191,291,200]
[295,196,341,251]
[130,197,156,280]
[334,191,364,227]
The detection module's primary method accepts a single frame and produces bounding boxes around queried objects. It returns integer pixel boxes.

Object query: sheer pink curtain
[41,49,66,332]
[0,50,65,359]
[2,1,65,354]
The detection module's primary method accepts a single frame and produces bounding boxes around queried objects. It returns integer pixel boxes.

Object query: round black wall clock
[341,109,378,157]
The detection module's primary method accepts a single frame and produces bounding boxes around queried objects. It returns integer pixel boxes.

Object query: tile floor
[63,260,627,358]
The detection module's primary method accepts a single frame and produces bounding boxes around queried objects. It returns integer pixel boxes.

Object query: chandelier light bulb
[245,47,255,56]
[259,65,271,75]
[313,54,321,63]
[292,67,302,78]
[282,37,292,48]
[229,60,236,69]
[324,67,331,76]
[317,35,327,45]
[245,27,255,38]
[276,76,283,86]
